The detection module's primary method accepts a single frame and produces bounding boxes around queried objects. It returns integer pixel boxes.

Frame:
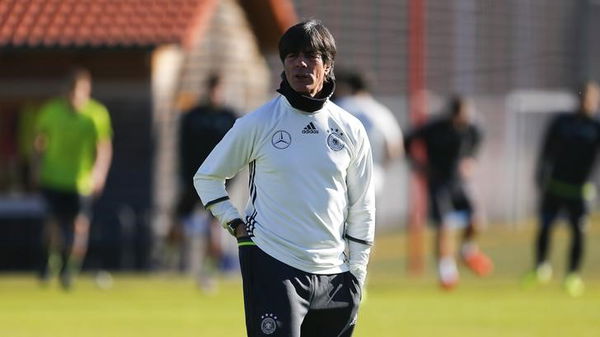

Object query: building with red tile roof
[0,0,297,270]
[0,0,294,50]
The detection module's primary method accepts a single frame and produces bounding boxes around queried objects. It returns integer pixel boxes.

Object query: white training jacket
[193,94,375,277]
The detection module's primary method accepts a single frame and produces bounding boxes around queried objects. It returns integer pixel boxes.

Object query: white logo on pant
[260,313,278,335]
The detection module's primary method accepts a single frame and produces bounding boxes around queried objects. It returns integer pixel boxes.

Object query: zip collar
[276,73,335,113]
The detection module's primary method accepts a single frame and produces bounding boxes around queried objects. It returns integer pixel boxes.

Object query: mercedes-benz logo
[271,130,291,149]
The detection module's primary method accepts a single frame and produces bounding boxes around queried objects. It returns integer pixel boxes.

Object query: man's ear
[324,62,334,76]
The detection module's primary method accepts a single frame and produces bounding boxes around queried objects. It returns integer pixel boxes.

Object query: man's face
[283,50,331,97]
[69,77,92,110]
[453,100,474,127]
[208,83,224,106]
[581,83,600,117]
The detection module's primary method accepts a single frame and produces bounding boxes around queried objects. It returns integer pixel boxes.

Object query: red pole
[407,0,427,276]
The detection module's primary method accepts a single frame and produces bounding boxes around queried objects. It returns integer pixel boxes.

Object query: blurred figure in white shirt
[335,70,403,197]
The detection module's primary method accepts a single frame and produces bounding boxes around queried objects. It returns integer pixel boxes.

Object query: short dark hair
[278,20,337,80]
[337,70,371,93]
[206,73,223,91]
[449,95,465,116]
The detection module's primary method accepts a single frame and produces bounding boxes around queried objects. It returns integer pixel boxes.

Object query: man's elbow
[98,140,113,155]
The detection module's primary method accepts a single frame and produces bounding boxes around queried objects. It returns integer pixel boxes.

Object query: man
[404,96,492,289]
[335,70,403,198]
[527,81,600,297]
[172,74,237,291]
[194,20,374,336]
[35,67,113,290]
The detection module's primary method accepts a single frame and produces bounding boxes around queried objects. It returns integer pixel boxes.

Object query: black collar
[277,74,335,113]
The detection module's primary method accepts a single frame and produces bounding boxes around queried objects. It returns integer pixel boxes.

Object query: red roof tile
[0,0,216,48]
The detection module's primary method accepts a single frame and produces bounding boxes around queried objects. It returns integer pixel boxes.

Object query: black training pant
[238,238,361,337]
[537,192,587,272]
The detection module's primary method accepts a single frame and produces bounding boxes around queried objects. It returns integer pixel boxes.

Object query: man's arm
[403,124,429,173]
[31,134,45,189]
[459,125,483,180]
[536,116,560,188]
[470,125,483,156]
[178,112,191,181]
[91,139,113,196]
[345,125,376,289]
[90,104,114,197]
[379,110,404,166]
[193,117,254,235]
[32,104,51,189]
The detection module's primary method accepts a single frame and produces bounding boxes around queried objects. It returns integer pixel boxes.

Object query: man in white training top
[193,20,375,337]
[335,70,403,198]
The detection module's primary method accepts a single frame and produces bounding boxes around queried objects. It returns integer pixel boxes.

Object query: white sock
[439,257,458,283]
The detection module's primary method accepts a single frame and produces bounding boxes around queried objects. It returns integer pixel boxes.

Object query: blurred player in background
[404,96,492,289]
[35,67,113,290]
[335,70,403,200]
[527,81,600,297]
[194,20,374,336]
[170,74,237,291]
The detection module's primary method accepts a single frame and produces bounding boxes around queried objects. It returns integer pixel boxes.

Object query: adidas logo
[302,122,319,134]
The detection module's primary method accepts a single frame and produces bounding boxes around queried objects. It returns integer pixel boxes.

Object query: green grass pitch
[1,220,599,337]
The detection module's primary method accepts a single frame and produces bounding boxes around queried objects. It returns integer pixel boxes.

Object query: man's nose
[295,55,309,67]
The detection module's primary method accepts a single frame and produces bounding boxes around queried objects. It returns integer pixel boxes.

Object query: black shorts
[41,188,92,222]
[540,191,588,220]
[428,179,473,225]
[237,237,360,337]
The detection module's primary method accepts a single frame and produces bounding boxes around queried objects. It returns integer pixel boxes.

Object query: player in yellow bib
[35,67,113,290]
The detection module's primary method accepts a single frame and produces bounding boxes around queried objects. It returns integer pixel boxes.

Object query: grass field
[1,220,599,337]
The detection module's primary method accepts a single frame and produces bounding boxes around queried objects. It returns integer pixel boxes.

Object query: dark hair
[278,20,337,80]
[449,95,465,116]
[206,73,223,91]
[337,70,371,93]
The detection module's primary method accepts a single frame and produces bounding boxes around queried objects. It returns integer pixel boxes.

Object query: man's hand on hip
[235,224,249,238]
